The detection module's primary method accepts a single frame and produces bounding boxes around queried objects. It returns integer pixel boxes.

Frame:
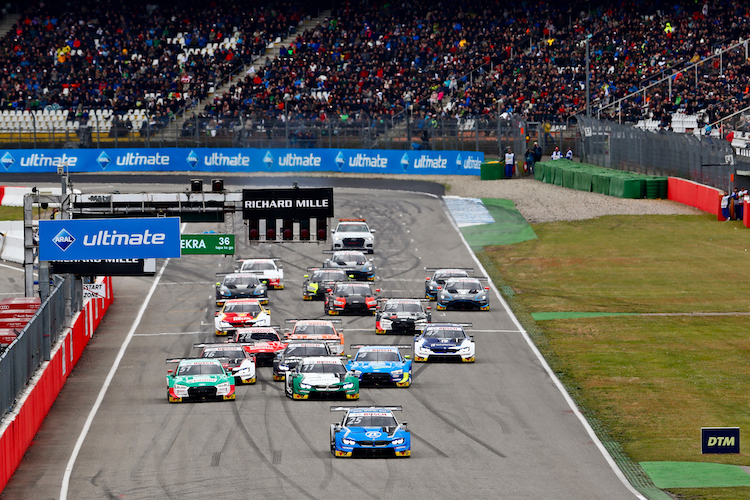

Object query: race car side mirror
[167,369,173,374]
[215,282,221,287]
[425,277,430,281]
[266,309,271,313]
[326,289,332,293]
[484,287,490,291]
[334,423,342,431]
[330,229,335,233]
[370,229,376,233]
[303,275,309,278]
[402,422,408,430]
[375,289,381,293]
[404,355,411,360]
[426,306,431,310]
[215,312,219,316]
[346,354,352,358]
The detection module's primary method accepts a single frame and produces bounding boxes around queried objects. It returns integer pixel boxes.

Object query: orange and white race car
[229,326,287,366]
[283,319,344,355]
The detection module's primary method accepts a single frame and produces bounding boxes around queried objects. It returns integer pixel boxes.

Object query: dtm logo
[1,152,14,170]
[186,151,199,169]
[97,151,111,170]
[52,229,76,251]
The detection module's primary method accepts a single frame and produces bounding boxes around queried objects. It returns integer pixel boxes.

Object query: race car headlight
[392,438,405,445]
[299,383,312,389]
[279,363,288,370]
[216,382,231,393]
[352,370,362,376]
[363,262,373,271]
[365,235,374,241]
[342,438,356,445]
[427,284,435,290]
[221,289,231,296]
[342,382,354,389]
[220,321,232,328]
[440,291,450,299]
[476,293,486,300]
[391,370,403,378]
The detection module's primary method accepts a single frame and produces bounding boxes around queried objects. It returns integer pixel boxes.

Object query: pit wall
[667,177,724,219]
[0,276,114,492]
[0,148,484,175]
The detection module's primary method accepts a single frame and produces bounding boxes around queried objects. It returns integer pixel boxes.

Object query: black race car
[272,341,335,381]
[424,267,473,300]
[324,282,379,316]
[375,298,431,334]
[302,268,352,301]
[215,273,268,307]
[323,251,376,281]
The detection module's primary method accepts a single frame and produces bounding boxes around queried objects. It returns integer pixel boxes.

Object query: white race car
[236,258,284,289]
[330,219,375,253]
[414,323,475,362]
[214,299,271,335]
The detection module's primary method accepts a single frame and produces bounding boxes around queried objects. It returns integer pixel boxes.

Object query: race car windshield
[241,262,276,271]
[345,414,398,427]
[435,271,468,282]
[337,224,368,233]
[313,270,346,281]
[384,302,422,313]
[300,362,347,374]
[237,332,279,342]
[177,364,224,375]
[224,276,260,286]
[294,324,336,335]
[424,328,466,339]
[357,351,400,362]
[445,280,482,293]
[333,253,365,264]
[286,345,329,356]
[336,285,371,296]
[223,303,262,314]
[203,349,245,359]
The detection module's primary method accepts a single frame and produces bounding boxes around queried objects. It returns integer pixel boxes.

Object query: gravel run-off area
[99,171,705,224]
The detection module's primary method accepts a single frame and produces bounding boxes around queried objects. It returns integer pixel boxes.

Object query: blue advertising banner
[0,148,484,175]
[39,218,181,261]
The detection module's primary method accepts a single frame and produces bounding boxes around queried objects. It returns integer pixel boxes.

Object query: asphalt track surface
[1,178,640,500]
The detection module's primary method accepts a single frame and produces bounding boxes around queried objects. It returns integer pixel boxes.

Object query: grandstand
[0,0,748,151]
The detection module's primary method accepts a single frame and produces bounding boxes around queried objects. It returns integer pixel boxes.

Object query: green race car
[285,356,359,400]
[166,358,236,403]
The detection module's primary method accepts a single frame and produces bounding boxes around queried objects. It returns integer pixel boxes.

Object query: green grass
[0,206,24,220]
[484,215,750,500]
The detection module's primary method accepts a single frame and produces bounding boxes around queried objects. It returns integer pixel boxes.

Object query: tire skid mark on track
[495,391,542,443]
[230,396,318,500]
[279,397,379,499]
[407,390,507,459]
[409,431,450,458]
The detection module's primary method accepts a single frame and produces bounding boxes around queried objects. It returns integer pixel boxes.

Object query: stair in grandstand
[0,11,21,39]
[164,10,333,142]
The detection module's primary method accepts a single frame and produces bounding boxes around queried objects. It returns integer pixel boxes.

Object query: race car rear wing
[236,258,283,263]
[427,322,473,328]
[193,342,257,348]
[166,357,204,363]
[350,344,412,350]
[330,406,402,412]
[424,267,474,273]
[284,318,343,324]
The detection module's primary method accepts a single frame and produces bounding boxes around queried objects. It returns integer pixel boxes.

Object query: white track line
[442,198,647,500]
[60,223,184,499]
[133,331,207,336]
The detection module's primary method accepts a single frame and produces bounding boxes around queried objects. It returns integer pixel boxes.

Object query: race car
[283,319,344,354]
[330,406,410,458]
[302,268,352,301]
[236,258,284,289]
[166,358,236,403]
[322,251,376,281]
[375,298,431,334]
[323,282,379,316]
[273,341,334,381]
[215,272,268,307]
[414,323,475,363]
[330,219,375,253]
[192,343,256,384]
[424,267,473,300]
[436,277,490,311]
[229,326,286,366]
[346,344,412,387]
[214,298,271,335]
[285,356,359,400]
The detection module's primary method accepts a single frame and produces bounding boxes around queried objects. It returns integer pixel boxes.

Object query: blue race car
[414,323,475,362]
[435,277,490,311]
[347,344,412,387]
[323,250,376,281]
[330,406,411,458]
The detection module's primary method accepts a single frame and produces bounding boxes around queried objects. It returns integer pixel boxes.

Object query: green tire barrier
[534,159,668,199]
[480,161,503,180]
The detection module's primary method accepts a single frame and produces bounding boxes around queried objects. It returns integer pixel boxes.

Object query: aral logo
[97,151,111,170]
[186,150,199,169]
[1,152,15,170]
[52,229,75,251]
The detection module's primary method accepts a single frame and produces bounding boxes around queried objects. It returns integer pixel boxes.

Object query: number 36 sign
[181,234,235,255]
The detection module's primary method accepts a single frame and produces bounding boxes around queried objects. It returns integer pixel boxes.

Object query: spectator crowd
[1,0,750,136]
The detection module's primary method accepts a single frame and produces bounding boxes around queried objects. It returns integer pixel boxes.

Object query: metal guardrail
[0,275,81,418]
[576,115,735,191]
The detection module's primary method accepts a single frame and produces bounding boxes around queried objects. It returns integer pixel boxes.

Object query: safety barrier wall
[0,276,113,493]
[667,177,723,218]
[0,147,484,175]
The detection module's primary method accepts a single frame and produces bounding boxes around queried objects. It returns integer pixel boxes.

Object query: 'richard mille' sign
[241,188,334,219]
